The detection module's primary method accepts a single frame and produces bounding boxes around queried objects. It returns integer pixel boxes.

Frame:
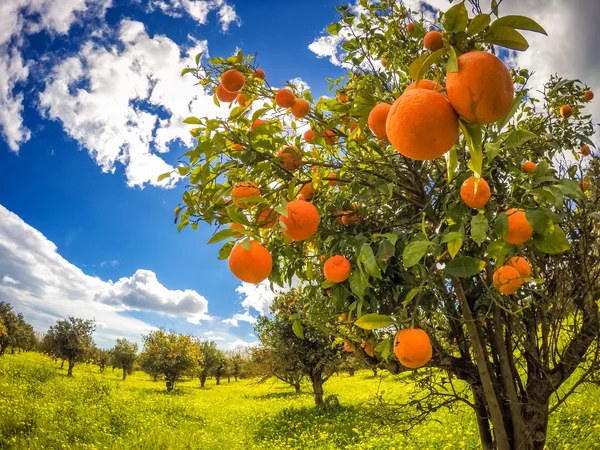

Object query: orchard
[168,1,600,449]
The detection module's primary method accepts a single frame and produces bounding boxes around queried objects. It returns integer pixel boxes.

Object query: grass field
[0,353,599,449]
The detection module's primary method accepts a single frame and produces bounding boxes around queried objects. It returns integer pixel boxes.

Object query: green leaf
[229,106,247,120]
[376,239,396,267]
[177,166,190,176]
[590,212,600,222]
[554,179,585,202]
[408,53,429,81]
[274,201,288,218]
[447,46,458,72]
[491,15,547,35]
[533,226,571,254]
[445,146,458,182]
[181,67,195,77]
[526,210,554,236]
[327,23,342,35]
[227,207,250,226]
[443,2,469,32]
[321,280,335,289]
[402,241,432,268]
[441,231,463,244]
[486,239,511,265]
[208,228,236,244]
[444,257,486,277]
[504,129,538,149]
[183,116,202,125]
[359,244,382,279]
[447,235,463,259]
[157,172,171,182]
[241,239,252,251]
[292,320,304,339]
[496,92,525,131]
[471,213,489,246]
[374,338,393,360]
[495,212,509,239]
[461,121,483,179]
[484,26,529,51]
[414,48,448,82]
[485,140,502,164]
[354,313,394,330]
[467,14,491,36]
[405,287,421,304]
[349,270,370,300]
[195,52,202,66]
[217,241,234,260]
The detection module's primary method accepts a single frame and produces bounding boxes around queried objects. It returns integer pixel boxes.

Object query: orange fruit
[232,182,260,208]
[257,208,277,228]
[253,69,265,79]
[279,200,320,241]
[504,208,533,245]
[324,255,351,283]
[406,22,415,33]
[221,69,245,93]
[581,179,591,192]
[228,240,272,284]
[327,173,338,186]
[231,144,244,151]
[230,223,245,238]
[298,183,315,200]
[386,89,458,160]
[493,265,523,295]
[405,79,442,92]
[446,51,514,124]
[275,88,296,108]
[394,329,432,369]
[581,145,591,156]
[304,129,315,142]
[368,103,391,140]
[340,311,349,322]
[584,90,594,101]
[560,105,572,118]
[522,161,537,173]
[460,176,491,209]
[338,93,348,103]
[277,146,302,172]
[361,341,375,357]
[381,59,387,67]
[323,129,337,145]
[237,93,249,107]
[291,99,310,118]
[251,119,266,131]
[216,84,237,102]
[506,256,531,279]
[344,342,353,352]
[423,31,444,51]
[349,122,358,134]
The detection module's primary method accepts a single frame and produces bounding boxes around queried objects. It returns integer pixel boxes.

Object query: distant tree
[227,351,244,381]
[197,340,221,387]
[96,348,112,373]
[0,302,19,355]
[45,317,95,376]
[139,329,199,391]
[11,317,36,353]
[111,338,138,381]
[213,350,228,385]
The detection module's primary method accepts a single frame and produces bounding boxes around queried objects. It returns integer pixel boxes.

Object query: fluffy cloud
[0,204,212,346]
[149,0,240,31]
[222,311,257,327]
[39,20,230,188]
[235,281,279,315]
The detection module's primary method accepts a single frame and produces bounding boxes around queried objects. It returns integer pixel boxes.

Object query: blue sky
[0,0,598,349]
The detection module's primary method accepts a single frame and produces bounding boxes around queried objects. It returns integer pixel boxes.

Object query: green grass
[0,353,598,449]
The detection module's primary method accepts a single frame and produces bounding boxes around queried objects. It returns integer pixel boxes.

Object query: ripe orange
[275,89,296,108]
[338,93,349,103]
[323,129,338,145]
[231,144,244,151]
[581,179,591,192]
[493,265,523,295]
[349,122,358,134]
[341,204,360,227]
[216,84,237,102]
[581,145,591,156]
[344,342,353,352]
[232,182,260,208]
[407,22,415,33]
[257,208,277,228]
[522,161,537,173]
[237,93,249,107]
[506,256,531,279]
[368,103,391,140]
[230,223,245,238]
[584,90,594,101]
[277,146,303,172]
[446,51,514,124]
[323,255,351,282]
[251,119,266,131]
[386,89,458,160]
[340,311,350,322]
[299,183,315,200]
[504,208,533,245]
[327,173,338,186]
[423,31,444,51]
[460,176,491,209]
[228,240,272,284]
[253,69,265,79]
[304,129,315,142]
[361,341,375,357]
[394,329,432,369]
[405,79,442,92]
[381,59,387,67]
[291,99,310,118]
[221,69,245,93]
[560,105,572,118]
[279,200,320,241]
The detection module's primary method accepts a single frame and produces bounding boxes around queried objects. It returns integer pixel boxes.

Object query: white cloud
[0,204,212,346]
[149,0,240,31]
[222,311,257,327]
[226,338,258,350]
[236,281,278,315]
[39,20,231,188]
[99,259,119,267]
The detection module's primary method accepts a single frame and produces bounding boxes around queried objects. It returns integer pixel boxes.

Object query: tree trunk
[372,368,378,377]
[227,376,230,383]
[60,359,65,369]
[122,370,127,381]
[67,360,75,377]
[0,343,6,356]
[200,374,206,388]
[521,399,550,450]
[348,368,355,376]
[471,385,494,450]
[311,374,324,406]
[10,347,15,355]
[216,376,221,385]
[166,379,174,391]
[294,381,301,394]
[235,376,238,382]
[153,374,158,382]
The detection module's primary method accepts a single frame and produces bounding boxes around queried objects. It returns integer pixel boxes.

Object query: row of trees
[0,301,37,355]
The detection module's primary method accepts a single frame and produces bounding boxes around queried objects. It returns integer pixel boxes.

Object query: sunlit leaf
[354,313,394,330]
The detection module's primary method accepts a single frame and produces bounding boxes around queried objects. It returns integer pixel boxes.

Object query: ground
[0,353,598,449]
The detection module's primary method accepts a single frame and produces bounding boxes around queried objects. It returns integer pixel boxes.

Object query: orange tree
[168,0,600,448]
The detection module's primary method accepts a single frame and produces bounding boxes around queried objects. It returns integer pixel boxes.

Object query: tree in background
[45,317,95,377]
[170,0,600,447]
[111,338,138,381]
[226,351,247,381]
[94,347,112,373]
[197,340,223,387]
[139,329,199,391]
[0,302,35,355]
